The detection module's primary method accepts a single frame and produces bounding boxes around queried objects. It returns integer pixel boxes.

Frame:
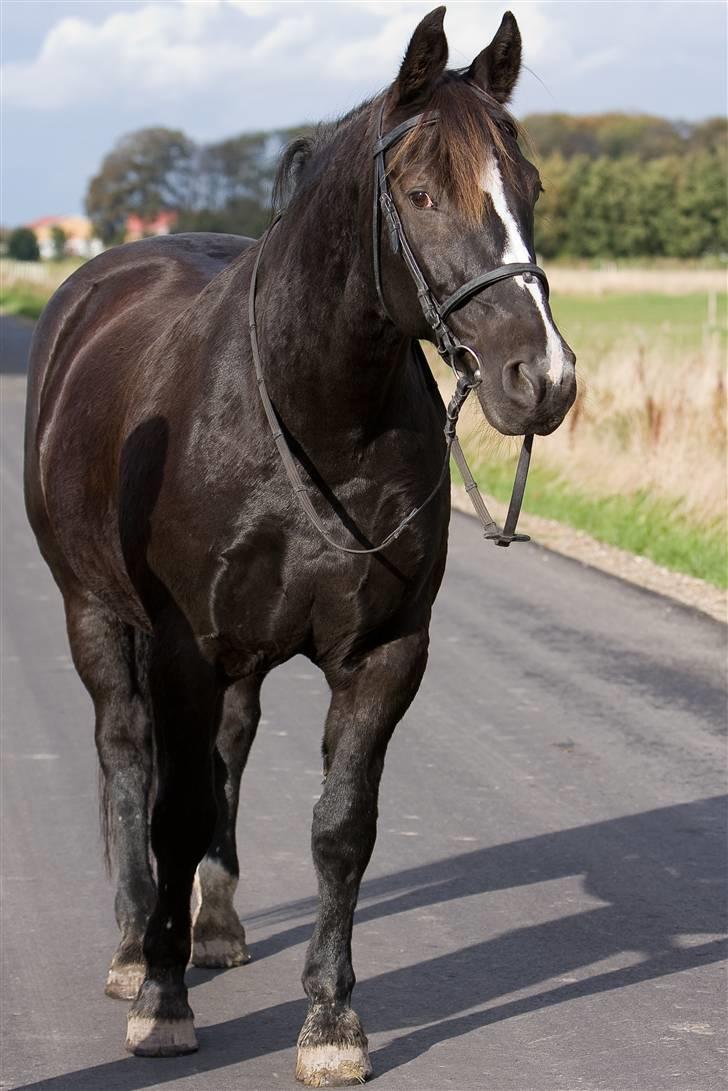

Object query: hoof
[296,1044,371,1087]
[191,934,251,968]
[126,1014,198,1057]
[296,1008,371,1086]
[105,962,145,1001]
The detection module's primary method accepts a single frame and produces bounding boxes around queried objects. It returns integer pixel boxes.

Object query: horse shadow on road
[15,793,728,1089]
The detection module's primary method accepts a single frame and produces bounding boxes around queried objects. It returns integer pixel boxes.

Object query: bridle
[248,100,550,554]
[372,102,548,383]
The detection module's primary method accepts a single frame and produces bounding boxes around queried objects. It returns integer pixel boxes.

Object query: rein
[248,103,547,554]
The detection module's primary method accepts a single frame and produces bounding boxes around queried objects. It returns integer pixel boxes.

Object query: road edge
[451,484,727,626]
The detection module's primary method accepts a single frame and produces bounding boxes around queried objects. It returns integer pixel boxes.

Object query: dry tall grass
[547,267,727,297]
[539,337,725,526]
[432,321,727,532]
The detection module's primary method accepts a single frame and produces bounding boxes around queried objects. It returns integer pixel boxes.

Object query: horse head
[378,7,577,437]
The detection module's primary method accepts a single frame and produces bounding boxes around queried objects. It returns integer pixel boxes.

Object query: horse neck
[250,130,413,431]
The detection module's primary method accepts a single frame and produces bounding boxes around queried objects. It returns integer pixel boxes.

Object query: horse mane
[272,101,372,212]
[272,72,522,221]
[272,137,314,211]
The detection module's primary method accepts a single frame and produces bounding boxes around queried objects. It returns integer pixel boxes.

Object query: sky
[1,0,726,225]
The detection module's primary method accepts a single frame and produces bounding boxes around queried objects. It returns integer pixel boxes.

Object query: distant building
[125,210,178,242]
[27,215,103,259]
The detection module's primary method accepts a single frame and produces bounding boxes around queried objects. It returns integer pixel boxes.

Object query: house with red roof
[125,210,178,242]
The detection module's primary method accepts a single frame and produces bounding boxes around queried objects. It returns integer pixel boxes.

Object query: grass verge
[458,456,727,589]
[0,287,48,320]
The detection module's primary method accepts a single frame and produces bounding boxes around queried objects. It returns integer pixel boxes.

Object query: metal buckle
[451,344,482,388]
[483,532,531,547]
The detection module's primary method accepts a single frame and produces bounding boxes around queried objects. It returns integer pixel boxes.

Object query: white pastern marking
[481,160,569,384]
[193,856,239,925]
[296,1043,372,1078]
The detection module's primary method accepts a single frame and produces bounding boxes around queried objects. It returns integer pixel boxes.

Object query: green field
[552,291,727,356]
[0,258,83,320]
[0,286,48,320]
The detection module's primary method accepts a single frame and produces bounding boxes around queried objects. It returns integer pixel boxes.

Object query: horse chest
[201,521,442,678]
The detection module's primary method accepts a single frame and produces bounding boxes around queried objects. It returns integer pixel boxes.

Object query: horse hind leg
[126,621,221,1057]
[192,676,262,968]
[65,593,155,1001]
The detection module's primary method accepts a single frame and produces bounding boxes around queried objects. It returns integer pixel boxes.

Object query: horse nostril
[502,359,547,408]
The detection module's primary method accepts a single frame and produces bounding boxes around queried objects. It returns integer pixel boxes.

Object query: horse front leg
[192,676,262,968]
[296,629,430,1087]
[125,624,221,1057]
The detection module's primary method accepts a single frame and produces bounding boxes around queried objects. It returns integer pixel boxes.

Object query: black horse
[24,7,575,1085]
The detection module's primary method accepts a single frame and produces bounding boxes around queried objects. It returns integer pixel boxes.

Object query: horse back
[24,232,254,625]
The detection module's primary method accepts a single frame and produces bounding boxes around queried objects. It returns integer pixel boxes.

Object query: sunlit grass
[0,258,84,320]
[454,456,727,588]
[552,291,727,355]
[0,286,48,320]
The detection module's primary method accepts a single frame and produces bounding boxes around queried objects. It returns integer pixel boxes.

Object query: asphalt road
[1,315,726,1091]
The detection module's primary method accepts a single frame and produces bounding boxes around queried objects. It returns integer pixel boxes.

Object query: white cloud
[226,0,277,16]
[1,0,560,110]
[249,15,316,63]
[3,3,226,108]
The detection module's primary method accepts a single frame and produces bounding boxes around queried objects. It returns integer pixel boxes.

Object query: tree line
[85,126,299,246]
[84,114,727,259]
[525,115,727,258]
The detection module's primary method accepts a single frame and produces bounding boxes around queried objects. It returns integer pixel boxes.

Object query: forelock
[389,72,521,224]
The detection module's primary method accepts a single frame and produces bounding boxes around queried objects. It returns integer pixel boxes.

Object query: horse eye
[409,191,435,210]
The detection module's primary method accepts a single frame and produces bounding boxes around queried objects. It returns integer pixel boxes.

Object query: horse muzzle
[479,349,577,437]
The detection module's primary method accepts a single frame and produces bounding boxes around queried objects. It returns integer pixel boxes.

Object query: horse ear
[467,11,522,104]
[393,6,448,107]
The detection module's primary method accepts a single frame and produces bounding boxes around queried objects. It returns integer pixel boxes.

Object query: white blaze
[481,160,568,384]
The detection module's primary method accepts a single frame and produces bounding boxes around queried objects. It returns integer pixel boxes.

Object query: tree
[534,153,578,258]
[688,118,728,155]
[85,127,196,244]
[8,227,40,262]
[522,112,721,162]
[51,225,67,260]
[173,197,270,239]
[670,149,728,257]
[199,133,273,210]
